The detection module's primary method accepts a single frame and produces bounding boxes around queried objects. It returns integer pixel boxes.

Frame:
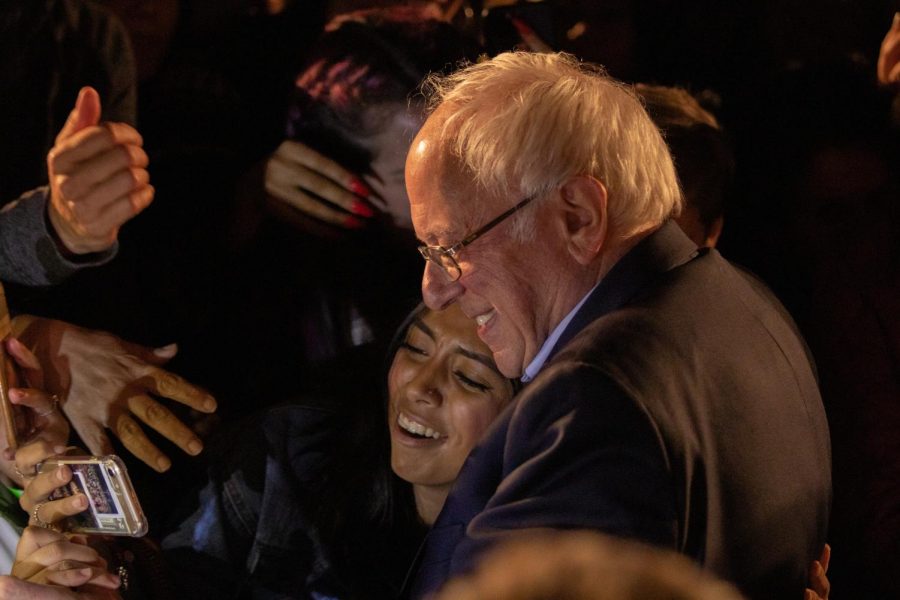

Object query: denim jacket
[161,404,345,599]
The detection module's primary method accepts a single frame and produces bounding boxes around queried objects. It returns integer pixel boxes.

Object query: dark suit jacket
[406,222,831,600]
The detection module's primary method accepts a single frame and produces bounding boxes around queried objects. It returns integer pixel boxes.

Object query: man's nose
[422,262,463,310]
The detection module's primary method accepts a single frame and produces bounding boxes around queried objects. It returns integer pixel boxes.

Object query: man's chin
[491,347,524,380]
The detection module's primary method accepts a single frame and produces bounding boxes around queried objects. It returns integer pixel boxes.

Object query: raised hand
[46,86,153,254]
[12,316,216,473]
[878,13,900,86]
[264,140,382,228]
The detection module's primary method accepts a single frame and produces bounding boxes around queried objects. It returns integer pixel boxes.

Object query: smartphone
[0,283,27,451]
[38,455,148,537]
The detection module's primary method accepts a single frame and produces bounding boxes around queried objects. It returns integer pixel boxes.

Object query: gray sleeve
[0,187,117,286]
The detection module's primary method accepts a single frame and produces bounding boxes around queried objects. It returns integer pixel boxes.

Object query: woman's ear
[557,175,608,265]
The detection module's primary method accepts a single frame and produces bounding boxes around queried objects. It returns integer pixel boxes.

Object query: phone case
[40,455,148,537]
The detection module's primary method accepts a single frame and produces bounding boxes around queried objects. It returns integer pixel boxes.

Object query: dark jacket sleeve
[0,187,116,286]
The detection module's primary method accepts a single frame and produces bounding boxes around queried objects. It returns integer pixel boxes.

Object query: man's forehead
[407,138,483,242]
[410,185,478,243]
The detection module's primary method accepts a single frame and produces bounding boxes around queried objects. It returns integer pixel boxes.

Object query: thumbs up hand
[46,87,154,254]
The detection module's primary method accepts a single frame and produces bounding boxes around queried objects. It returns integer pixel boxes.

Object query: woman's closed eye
[454,370,491,392]
[400,341,427,356]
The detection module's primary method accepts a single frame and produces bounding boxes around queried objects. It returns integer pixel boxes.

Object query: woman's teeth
[475,312,492,326]
[398,412,442,439]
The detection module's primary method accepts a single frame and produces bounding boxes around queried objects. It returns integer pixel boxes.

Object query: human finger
[274,140,371,195]
[14,439,64,483]
[49,123,143,174]
[13,527,100,577]
[143,366,217,413]
[4,338,44,390]
[54,86,101,145]
[28,494,89,529]
[72,168,150,219]
[20,462,77,512]
[878,14,900,84]
[268,153,377,218]
[82,185,154,239]
[9,388,67,450]
[510,16,554,52]
[37,563,113,589]
[0,574,81,599]
[57,145,149,202]
[112,411,171,473]
[127,394,204,457]
[265,176,355,227]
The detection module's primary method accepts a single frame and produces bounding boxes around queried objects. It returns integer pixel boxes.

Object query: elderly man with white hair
[403,52,831,600]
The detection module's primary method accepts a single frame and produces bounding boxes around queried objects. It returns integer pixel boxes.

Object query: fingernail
[350,199,376,218]
[74,495,88,509]
[188,439,203,455]
[157,457,171,472]
[8,388,24,402]
[348,177,371,198]
[79,567,93,578]
[154,343,178,357]
[203,396,217,412]
[343,215,365,229]
[53,445,67,455]
[58,466,71,481]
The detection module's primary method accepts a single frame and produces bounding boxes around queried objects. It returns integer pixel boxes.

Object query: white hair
[421,52,682,240]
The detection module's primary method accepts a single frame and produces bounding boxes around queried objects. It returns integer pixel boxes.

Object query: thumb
[55,86,102,143]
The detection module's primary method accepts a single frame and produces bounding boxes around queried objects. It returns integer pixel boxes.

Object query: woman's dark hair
[310,302,426,599]
[284,7,480,175]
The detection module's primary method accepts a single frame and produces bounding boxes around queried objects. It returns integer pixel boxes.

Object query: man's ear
[557,175,608,265]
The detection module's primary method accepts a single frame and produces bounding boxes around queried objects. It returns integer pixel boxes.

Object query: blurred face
[406,116,579,378]
[388,304,514,492]
[362,109,422,229]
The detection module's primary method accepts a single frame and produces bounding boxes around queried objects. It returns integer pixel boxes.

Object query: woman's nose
[408,363,444,406]
[422,262,463,310]
[410,384,443,406]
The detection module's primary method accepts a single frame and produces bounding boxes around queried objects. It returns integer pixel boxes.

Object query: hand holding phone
[31,454,148,537]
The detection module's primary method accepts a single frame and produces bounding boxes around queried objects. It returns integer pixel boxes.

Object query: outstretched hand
[12,315,216,472]
[264,140,382,229]
[47,86,154,254]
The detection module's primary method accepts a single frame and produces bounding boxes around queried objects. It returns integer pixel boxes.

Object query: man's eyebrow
[455,346,503,377]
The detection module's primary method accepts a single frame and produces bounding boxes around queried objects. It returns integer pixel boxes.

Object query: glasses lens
[419,246,461,281]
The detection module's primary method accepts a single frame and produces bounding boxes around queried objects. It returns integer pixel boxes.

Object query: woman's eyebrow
[455,346,503,377]
[410,319,435,340]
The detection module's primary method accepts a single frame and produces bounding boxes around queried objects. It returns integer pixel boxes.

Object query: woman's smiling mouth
[398,411,444,440]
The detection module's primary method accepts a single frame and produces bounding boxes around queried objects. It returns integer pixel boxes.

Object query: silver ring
[31,501,55,529]
[35,395,59,418]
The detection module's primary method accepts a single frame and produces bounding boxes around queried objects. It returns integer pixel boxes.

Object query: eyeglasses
[417,195,535,281]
